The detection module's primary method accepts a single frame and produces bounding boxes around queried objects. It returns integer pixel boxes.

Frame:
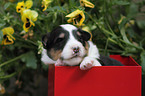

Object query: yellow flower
[25,0,33,9]
[125,20,135,28]
[16,0,33,14]
[118,15,135,28]
[21,9,38,32]
[66,9,85,27]
[80,0,95,8]
[16,1,25,13]
[0,84,5,94]
[42,0,53,11]
[1,27,15,45]
[118,15,126,25]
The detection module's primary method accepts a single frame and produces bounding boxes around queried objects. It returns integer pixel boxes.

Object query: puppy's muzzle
[73,47,80,54]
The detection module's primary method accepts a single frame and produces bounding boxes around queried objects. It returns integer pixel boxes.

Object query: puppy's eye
[55,38,64,43]
[79,36,83,41]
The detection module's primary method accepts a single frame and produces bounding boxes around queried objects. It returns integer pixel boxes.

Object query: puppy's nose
[73,47,80,53]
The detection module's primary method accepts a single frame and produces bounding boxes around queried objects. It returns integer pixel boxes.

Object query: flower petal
[2,35,14,45]
[2,27,15,41]
[21,9,31,22]
[78,11,85,26]
[2,27,14,35]
[16,1,25,13]
[67,18,73,23]
[0,84,5,94]
[21,9,38,32]
[66,9,82,18]
[80,0,95,8]
[30,10,38,21]
[25,0,33,9]
[66,9,85,26]
[42,0,53,11]
[84,0,95,8]
[118,15,126,24]
[23,22,31,32]
[21,9,38,22]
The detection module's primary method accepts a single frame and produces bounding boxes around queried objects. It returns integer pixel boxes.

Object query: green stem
[85,12,125,50]
[14,33,38,46]
[85,12,115,37]
[120,28,131,44]
[120,39,143,50]
[105,19,114,34]
[104,38,109,55]
[0,72,17,79]
[25,39,38,46]
[99,48,123,53]
[0,54,25,68]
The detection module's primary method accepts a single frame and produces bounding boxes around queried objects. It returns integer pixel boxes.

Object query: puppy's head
[42,24,91,65]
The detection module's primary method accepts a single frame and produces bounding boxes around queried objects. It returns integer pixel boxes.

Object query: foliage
[0,0,145,95]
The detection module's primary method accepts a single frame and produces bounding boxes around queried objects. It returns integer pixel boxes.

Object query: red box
[48,55,142,96]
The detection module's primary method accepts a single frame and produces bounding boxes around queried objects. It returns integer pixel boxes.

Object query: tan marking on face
[85,41,89,55]
[77,31,81,36]
[49,49,62,60]
[59,33,65,38]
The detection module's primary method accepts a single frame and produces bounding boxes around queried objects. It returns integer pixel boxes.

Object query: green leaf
[127,3,138,18]
[120,27,131,44]
[69,0,76,8]
[141,51,145,73]
[4,2,12,10]
[0,68,5,83]
[136,20,145,30]
[42,63,48,71]
[113,1,130,5]
[140,38,145,48]
[0,23,6,29]
[53,12,57,23]
[0,54,2,62]
[118,17,128,29]
[22,52,37,69]
[0,68,4,77]
[0,30,3,44]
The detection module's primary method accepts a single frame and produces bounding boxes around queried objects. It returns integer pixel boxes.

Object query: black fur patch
[72,28,91,46]
[42,26,69,59]
[99,55,124,66]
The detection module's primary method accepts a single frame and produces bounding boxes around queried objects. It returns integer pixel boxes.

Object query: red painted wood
[48,55,142,96]
[48,64,55,96]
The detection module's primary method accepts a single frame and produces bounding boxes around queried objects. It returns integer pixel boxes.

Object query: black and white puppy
[41,24,123,70]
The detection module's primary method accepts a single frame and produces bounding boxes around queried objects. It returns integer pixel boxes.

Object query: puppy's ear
[42,33,50,49]
[78,28,91,41]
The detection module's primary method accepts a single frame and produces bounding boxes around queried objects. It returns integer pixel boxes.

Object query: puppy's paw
[80,57,101,70]
[55,59,64,66]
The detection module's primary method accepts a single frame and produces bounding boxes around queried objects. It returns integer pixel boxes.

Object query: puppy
[41,24,123,70]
